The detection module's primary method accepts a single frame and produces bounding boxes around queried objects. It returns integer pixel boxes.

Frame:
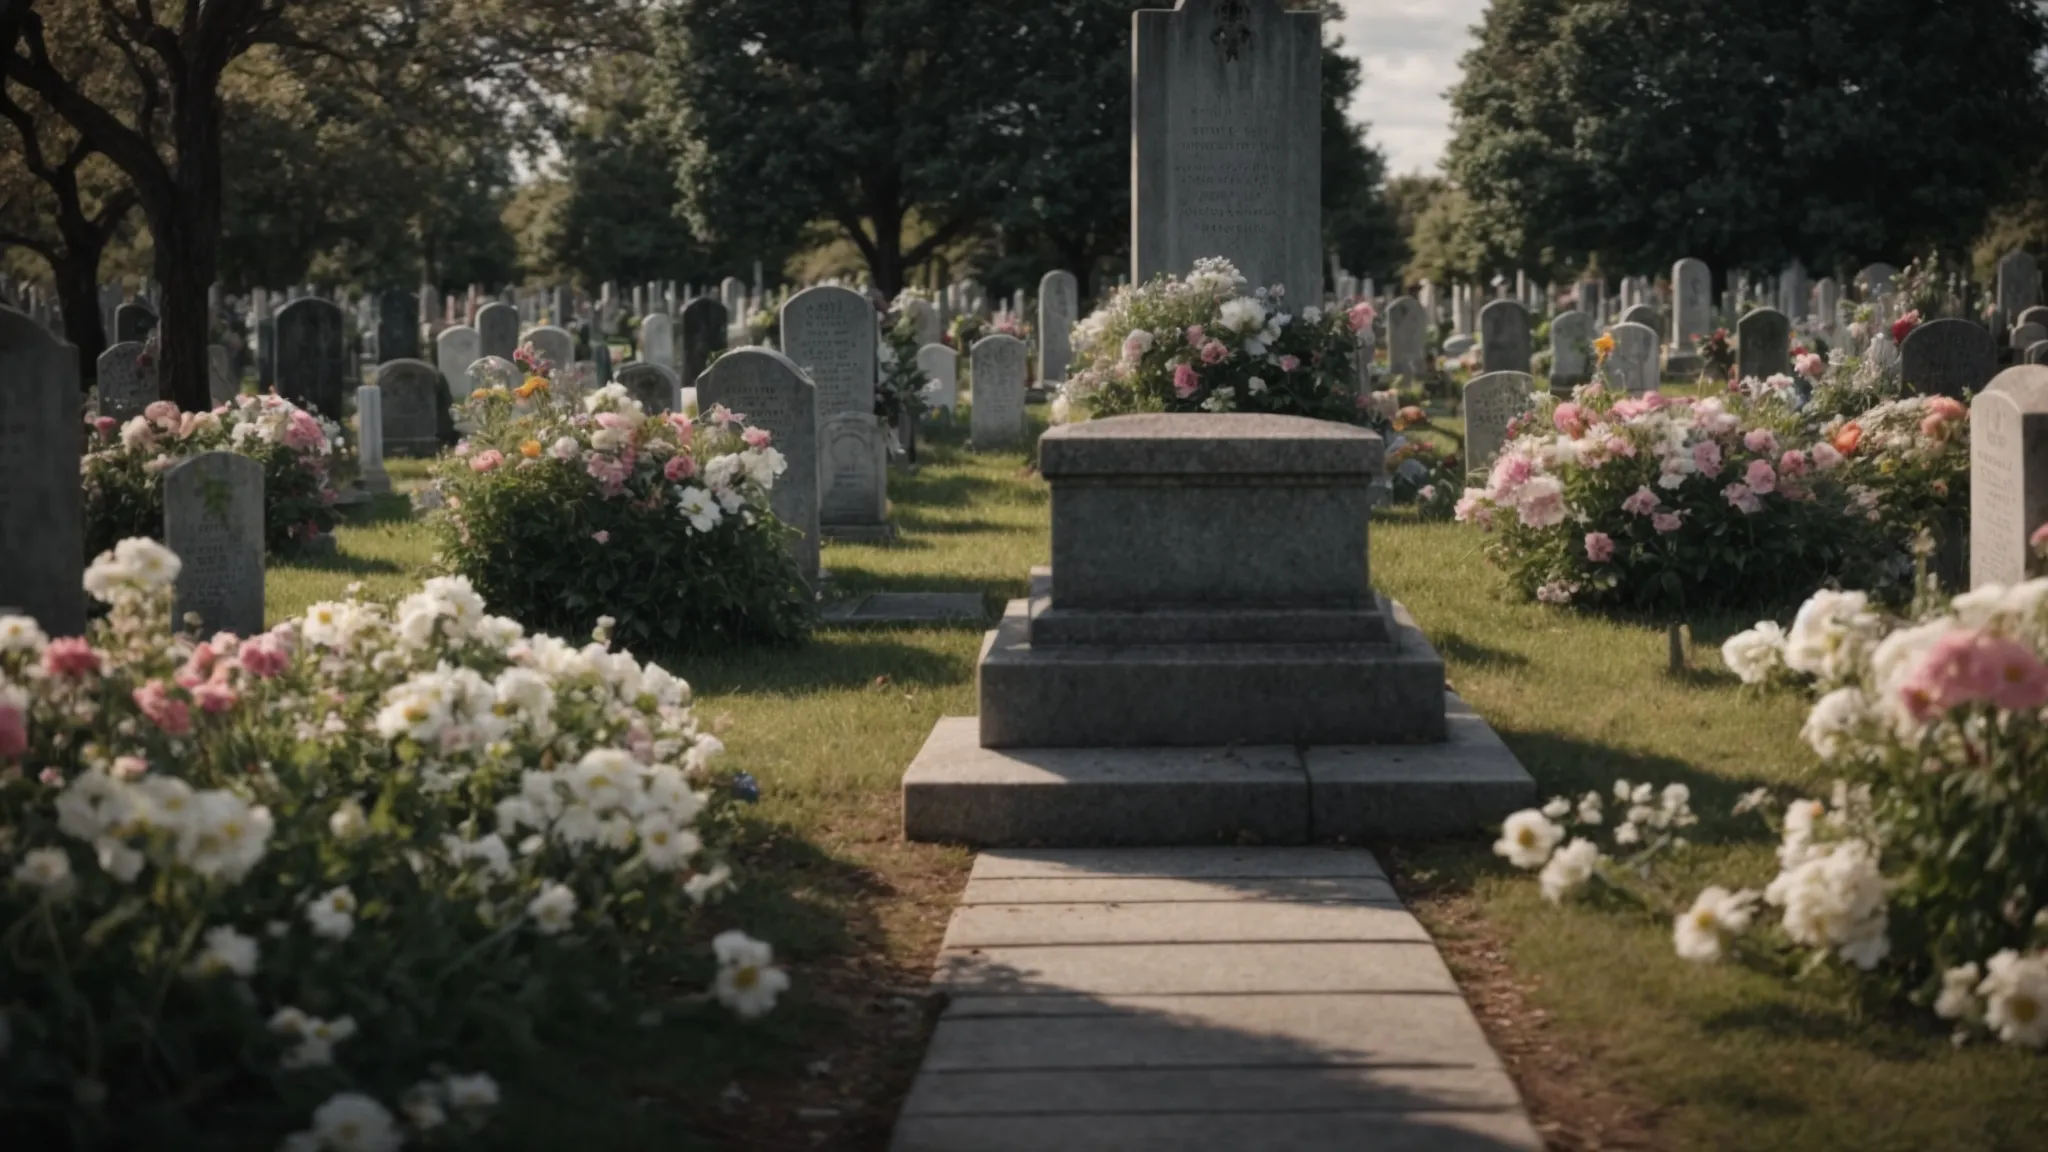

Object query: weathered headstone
[1038,270,1079,388]
[781,285,877,420]
[918,343,959,414]
[720,277,747,318]
[903,297,943,348]
[374,360,444,456]
[274,297,348,418]
[163,451,264,637]
[1621,303,1658,330]
[1856,263,1898,300]
[525,325,575,374]
[819,414,889,534]
[680,298,728,388]
[2011,323,2048,358]
[2018,305,2048,334]
[476,302,519,362]
[1608,322,1661,392]
[1736,308,1792,381]
[1131,0,1321,298]
[1549,310,1593,386]
[698,348,821,583]
[1463,371,1536,480]
[114,300,157,343]
[971,333,1029,450]
[1815,278,1842,341]
[1575,280,1603,317]
[377,290,420,361]
[208,344,237,405]
[1478,299,1531,374]
[1778,262,1810,321]
[355,385,392,495]
[1901,319,1998,398]
[96,341,155,420]
[2030,341,2048,367]
[1970,365,2048,588]
[1385,295,1427,377]
[0,307,84,634]
[639,312,675,370]
[436,325,481,389]
[1997,250,2039,333]
[617,361,682,414]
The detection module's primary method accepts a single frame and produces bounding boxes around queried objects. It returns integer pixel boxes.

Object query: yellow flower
[1593,333,1617,359]
[470,388,489,400]
[519,440,542,458]
[516,376,550,399]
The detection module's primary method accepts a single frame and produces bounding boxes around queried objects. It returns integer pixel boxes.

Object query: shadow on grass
[274,551,408,577]
[684,634,976,696]
[891,468,1035,510]
[337,493,419,527]
[888,515,1016,537]
[1697,1001,1935,1065]
[822,568,1029,602]
[1433,630,1531,671]
[1492,728,1780,850]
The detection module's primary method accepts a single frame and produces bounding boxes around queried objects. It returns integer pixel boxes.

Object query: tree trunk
[50,247,108,388]
[151,87,226,412]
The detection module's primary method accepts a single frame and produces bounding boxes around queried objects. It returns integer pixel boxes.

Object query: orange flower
[516,376,550,400]
[1593,333,1616,359]
[1832,421,1864,457]
[519,439,542,458]
[1394,405,1428,430]
[470,388,489,400]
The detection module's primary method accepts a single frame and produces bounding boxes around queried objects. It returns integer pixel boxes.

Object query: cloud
[1329,0,1490,176]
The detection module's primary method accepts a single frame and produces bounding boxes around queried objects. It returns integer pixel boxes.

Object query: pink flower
[2032,522,2048,551]
[1652,511,1684,534]
[742,427,773,449]
[667,413,695,443]
[708,403,744,428]
[1487,453,1534,501]
[1983,636,2048,711]
[1348,301,1377,332]
[587,453,632,492]
[665,454,697,482]
[175,643,218,690]
[592,530,611,545]
[1454,492,1495,529]
[1611,399,1648,421]
[1743,428,1778,455]
[132,680,192,736]
[1693,440,1724,477]
[283,410,325,451]
[191,681,239,715]
[1622,486,1661,517]
[469,449,504,473]
[0,697,25,758]
[238,636,290,678]
[93,415,118,437]
[1607,436,1634,459]
[1779,450,1809,479]
[145,400,179,427]
[1585,532,1615,563]
[1744,459,1777,495]
[1810,442,1844,471]
[1173,362,1200,399]
[41,637,101,678]
[1795,351,1826,379]
[111,755,149,779]
[1553,403,1588,438]
[1279,354,1301,373]
[1185,325,1206,346]
[1199,340,1228,366]
[1897,629,2041,722]
[1723,482,1762,514]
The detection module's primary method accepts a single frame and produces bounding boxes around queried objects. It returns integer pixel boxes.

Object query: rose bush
[82,394,346,559]
[0,541,784,1146]
[424,347,812,655]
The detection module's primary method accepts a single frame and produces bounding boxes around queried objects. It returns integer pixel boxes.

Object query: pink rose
[592,530,611,544]
[1348,301,1377,332]
[1899,629,2048,722]
[1173,362,1200,399]
[237,636,290,679]
[1621,486,1660,517]
[1723,482,1763,514]
[283,410,325,451]
[191,682,239,715]
[132,679,192,736]
[1692,440,1723,477]
[742,427,772,449]
[1652,511,1683,534]
[175,643,218,690]
[470,449,505,473]
[145,400,180,426]
[1584,532,1615,563]
[41,637,101,678]
[1199,340,1228,366]
[1744,459,1777,495]
[1744,428,1778,455]
[1553,403,1588,438]
[93,415,118,437]
[1779,450,1809,479]
[1795,351,1826,379]
[1810,442,1843,471]
[1279,355,1301,373]
[665,454,697,482]
[1185,325,1205,346]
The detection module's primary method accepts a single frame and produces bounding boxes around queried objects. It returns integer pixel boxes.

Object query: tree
[1319,24,1402,286]
[1445,0,2048,282]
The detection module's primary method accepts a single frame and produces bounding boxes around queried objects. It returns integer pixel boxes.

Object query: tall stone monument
[1970,366,2048,588]
[0,306,84,635]
[274,297,348,418]
[1037,270,1078,391]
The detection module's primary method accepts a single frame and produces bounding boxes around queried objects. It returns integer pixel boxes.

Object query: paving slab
[900,1064,1526,1116]
[892,1110,1542,1152]
[943,901,1430,948]
[933,941,1459,996]
[959,875,1399,906]
[971,846,1386,880]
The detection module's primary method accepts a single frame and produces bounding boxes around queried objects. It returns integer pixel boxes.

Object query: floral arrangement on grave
[747,305,779,348]
[1063,257,1370,423]
[1385,408,1464,521]
[422,344,812,654]
[877,292,934,425]
[946,311,983,351]
[1696,328,1736,382]
[0,542,784,1147]
[82,393,347,559]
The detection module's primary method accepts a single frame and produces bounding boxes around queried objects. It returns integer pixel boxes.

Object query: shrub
[424,349,812,654]
[82,394,346,560]
[878,292,933,425]
[0,541,782,1147]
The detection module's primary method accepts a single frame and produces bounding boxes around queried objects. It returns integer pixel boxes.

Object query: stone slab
[891,1110,1542,1152]
[943,902,1429,948]
[1306,693,1538,840]
[821,592,986,624]
[899,1065,1525,1117]
[1039,412,1379,478]
[959,876,1400,906]
[970,847,1386,880]
[1028,574,1392,645]
[820,522,899,544]
[931,941,1459,997]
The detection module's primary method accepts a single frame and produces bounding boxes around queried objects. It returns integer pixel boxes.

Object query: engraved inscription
[1974,397,2023,586]
[783,291,876,420]
[1171,102,1284,244]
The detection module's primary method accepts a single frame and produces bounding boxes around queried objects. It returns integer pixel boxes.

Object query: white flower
[13,847,74,897]
[186,925,260,978]
[1720,622,1786,685]
[328,799,368,840]
[549,436,581,461]
[712,930,790,1018]
[637,817,701,872]
[1783,590,1880,683]
[1575,791,1604,826]
[1492,809,1564,869]
[400,1082,447,1132]
[677,486,723,533]
[114,537,182,590]
[1673,887,1759,962]
[311,1092,402,1152]
[173,790,274,881]
[1541,796,1571,820]
[95,838,145,883]
[685,862,732,904]
[1801,687,1873,761]
[1764,838,1890,970]
[0,615,48,653]
[1538,838,1601,903]
[1935,962,1983,1021]
[444,1071,501,1109]
[1246,375,1268,395]
[1217,296,1267,333]
[528,882,578,934]
[306,886,358,941]
[1977,950,2048,1048]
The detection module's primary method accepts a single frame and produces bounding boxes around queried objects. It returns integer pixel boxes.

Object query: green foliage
[1319,26,1404,283]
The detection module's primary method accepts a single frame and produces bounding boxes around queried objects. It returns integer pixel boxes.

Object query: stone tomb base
[823,522,899,544]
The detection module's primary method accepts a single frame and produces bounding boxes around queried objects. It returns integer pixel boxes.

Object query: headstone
[1900,319,1998,398]
[525,325,575,373]
[374,360,444,456]
[1549,310,1593,386]
[1463,371,1536,480]
[436,325,481,389]
[1997,250,2039,333]
[1620,303,1658,330]
[96,341,155,420]
[2018,305,2048,334]
[1815,278,1842,341]
[1478,299,1531,374]
[904,297,943,348]
[680,298,729,388]
[1608,322,1660,392]
[1778,262,1810,322]
[355,385,392,495]
[273,297,348,418]
[1575,280,1603,317]
[819,414,888,527]
[163,451,264,637]
[617,361,682,414]
[1131,0,1321,298]
[1970,366,2048,588]
[1856,263,1897,301]
[114,301,157,343]
[698,348,821,584]
[918,343,959,414]
[971,334,1029,450]
[720,277,746,317]
[2012,323,2048,358]
[1037,271,1079,388]
[1736,308,1792,381]
[1385,295,1427,377]
[781,285,877,420]
[640,312,675,370]
[420,285,441,328]
[475,302,519,362]
[0,307,84,634]
[2030,341,2048,367]
[377,290,420,361]
[208,344,237,405]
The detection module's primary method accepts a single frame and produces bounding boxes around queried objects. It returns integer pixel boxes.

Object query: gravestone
[1901,319,1998,398]
[1131,0,1321,298]
[164,452,264,637]
[1970,366,2048,588]
[273,297,348,418]
[918,343,959,414]
[699,348,821,584]
[2019,305,2048,335]
[720,277,747,317]
[0,307,85,635]
[1778,262,1810,321]
[1463,371,1536,481]
[525,325,575,373]
[476,302,519,362]
[1816,278,1842,342]
[114,301,157,343]
[820,414,889,529]
[1736,308,1792,381]
[1621,303,1658,330]
[781,285,877,420]
[354,385,391,495]
[1997,250,2038,333]
[1608,322,1661,392]
[1038,270,1079,388]
[1478,299,1531,374]
[1549,310,1593,387]
[374,359,444,456]
[377,290,420,361]
[1575,280,1603,317]
[618,361,682,414]
[680,298,728,388]
[971,333,1030,450]
[96,341,155,420]
[1856,263,1898,300]
[2012,323,2048,358]
[1385,295,1427,377]
[640,312,675,370]
[904,297,943,348]
[436,325,480,388]
[2030,342,2048,367]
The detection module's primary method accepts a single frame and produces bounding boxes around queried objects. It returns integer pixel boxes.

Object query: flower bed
[82,395,346,559]
[0,541,783,1146]
[424,348,811,654]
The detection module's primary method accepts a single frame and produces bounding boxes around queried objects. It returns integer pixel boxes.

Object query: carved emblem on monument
[1212,0,1253,62]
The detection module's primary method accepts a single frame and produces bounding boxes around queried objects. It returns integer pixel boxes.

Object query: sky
[1332,0,1492,177]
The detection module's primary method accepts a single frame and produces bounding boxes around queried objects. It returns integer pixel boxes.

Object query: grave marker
[698,348,821,584]
[114,300,157,343]
[918,343,959,414]
[436,325,481,389]
[971,333,1029,450]
[781,285,878,420]
[1736,308,1791,381]
[1970,365,2048,588]
[274,297,348,418]
[640,312,675,370]
[355,385,392,494]
[1549,310,1593,386]
[617,361,682,414]
[680,298,728,388]
[377,290,420,361]
[1997,250,2038,333]
[1478,299,1531,374]
[209,344,237,405]
[1385,295,1427,377]
[96,341,155,420]
[525,325,575,374]
[476,302,519,362]
[820,414,888,529]
[1608,322,1660,392]
[1038,270,1079,388]
[1463,371,1536,481]
[164,451,265,637]
[0,307,84,634]
[374,359,444,456]
[1901,318,1998,398]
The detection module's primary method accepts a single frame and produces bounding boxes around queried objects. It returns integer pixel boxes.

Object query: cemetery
[4,1,2048,1149]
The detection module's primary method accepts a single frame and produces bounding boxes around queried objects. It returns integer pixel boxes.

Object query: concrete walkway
[889,847,1541,1152]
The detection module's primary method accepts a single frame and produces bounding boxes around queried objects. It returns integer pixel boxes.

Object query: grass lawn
[266,410,2043,1152]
